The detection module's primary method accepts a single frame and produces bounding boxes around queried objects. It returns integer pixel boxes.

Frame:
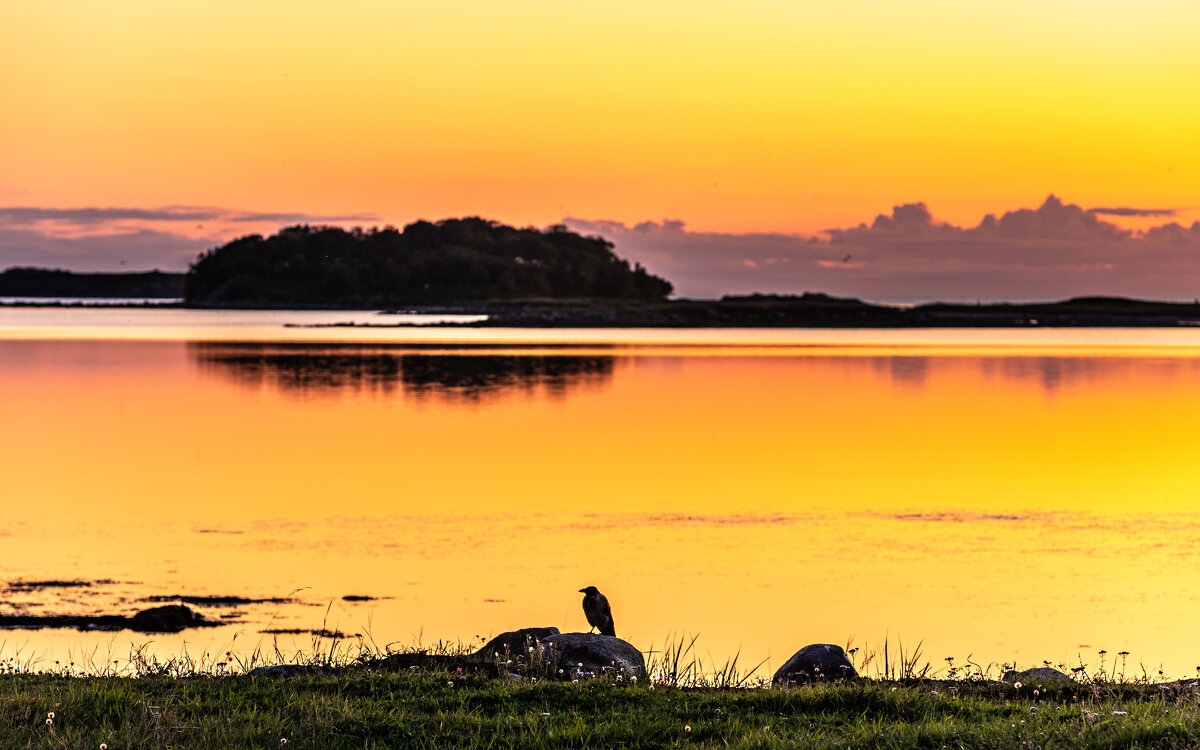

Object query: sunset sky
[3,1,1198,299]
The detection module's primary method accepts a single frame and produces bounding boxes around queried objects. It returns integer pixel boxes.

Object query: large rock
[538,633,645,678]
[249,664,336,678]
[773,644,857,685]
[128,605,208,633]
[475,627,560,659]
[1003,667,1071,683]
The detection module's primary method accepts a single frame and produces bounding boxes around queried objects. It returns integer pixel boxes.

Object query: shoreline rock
[538,633,646,679]
[773,644,858,685]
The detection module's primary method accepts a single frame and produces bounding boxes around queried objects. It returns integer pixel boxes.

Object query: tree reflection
[189,343,617,402]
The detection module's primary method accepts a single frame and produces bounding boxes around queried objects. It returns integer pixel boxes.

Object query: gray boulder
[538,633,645,678]
[1002,667,1071,683]
[475,627,560,659]
[773,644,857,685]
[248,664,335,678]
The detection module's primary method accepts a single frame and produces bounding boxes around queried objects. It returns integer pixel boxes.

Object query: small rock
[475,627,560,659]
[538,633,645,678]
[128,605,206,633]
[773,644,857,685]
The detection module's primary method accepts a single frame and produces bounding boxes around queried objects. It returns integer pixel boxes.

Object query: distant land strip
[6,266,1200,328]
[0,267,184,298]
[327,294,1200,329]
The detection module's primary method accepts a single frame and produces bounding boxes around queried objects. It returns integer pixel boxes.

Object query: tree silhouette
[185,218,673,306]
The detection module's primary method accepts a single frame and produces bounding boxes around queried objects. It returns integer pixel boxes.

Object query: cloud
[0,207,221,225]
[0,205,379,271]
[0,206,377,227]
[0,226,211,272]
[566,195,1200,301]
[1087,206,1179,218]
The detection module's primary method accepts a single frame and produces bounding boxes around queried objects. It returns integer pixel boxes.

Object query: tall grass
[645,632,769,688]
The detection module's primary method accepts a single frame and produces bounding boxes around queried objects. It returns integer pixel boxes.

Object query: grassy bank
[5,645,1200,749]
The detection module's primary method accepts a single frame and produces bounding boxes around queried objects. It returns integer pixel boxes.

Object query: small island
[184,218,673,307]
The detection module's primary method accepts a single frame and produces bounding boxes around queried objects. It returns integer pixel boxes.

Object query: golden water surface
[3,314,1200,678]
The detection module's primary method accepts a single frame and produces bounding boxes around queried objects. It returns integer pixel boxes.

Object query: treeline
[184,218,672,306]
[0,267,184,298]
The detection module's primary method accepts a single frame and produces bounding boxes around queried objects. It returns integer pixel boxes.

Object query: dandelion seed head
[45,719,52,727]
[684,725,691,732]
[1014,682,1022,689]
[47,712,54,719]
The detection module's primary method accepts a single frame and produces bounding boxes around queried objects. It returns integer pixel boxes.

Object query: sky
[2,0,1199,299]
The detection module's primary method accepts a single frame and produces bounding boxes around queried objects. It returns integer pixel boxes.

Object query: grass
[3,636,1200,749]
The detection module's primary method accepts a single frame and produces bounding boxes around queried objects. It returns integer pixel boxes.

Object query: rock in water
[128,605,206,633]
[475,627,560,659]
[1003,667,1071,683]
[773,644,857,685]
[538,633,645,678]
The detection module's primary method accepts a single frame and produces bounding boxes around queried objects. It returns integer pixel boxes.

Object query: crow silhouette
[578,586,615,637]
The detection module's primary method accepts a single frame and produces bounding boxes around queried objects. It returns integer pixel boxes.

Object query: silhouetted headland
[0,267,184,299]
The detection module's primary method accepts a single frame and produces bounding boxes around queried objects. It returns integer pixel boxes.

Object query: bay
[2,308,1200,679]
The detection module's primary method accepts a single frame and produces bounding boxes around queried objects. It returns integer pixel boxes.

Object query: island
[184,218,673,306]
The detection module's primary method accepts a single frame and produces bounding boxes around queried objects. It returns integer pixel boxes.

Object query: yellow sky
[3,0,1198,234]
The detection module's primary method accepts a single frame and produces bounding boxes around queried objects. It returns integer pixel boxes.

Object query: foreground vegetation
[5,640,1200,749]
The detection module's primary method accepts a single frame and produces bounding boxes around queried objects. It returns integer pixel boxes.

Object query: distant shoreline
[6,293,1200,328]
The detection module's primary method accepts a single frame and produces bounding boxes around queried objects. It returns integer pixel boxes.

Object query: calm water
[3,309,1200,677]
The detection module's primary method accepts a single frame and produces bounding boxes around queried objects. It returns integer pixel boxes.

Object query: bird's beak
[578,588,586,593]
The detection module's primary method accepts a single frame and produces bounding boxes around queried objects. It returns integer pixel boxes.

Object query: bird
[579,586,615,637]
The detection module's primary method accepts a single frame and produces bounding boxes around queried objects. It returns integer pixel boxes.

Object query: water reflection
[868,354,1200,393]
[189,343,619,401]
